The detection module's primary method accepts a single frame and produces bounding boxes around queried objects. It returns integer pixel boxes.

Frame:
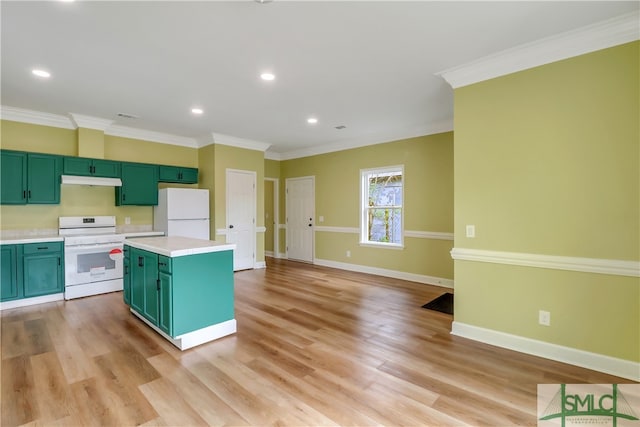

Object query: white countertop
[0,230,64,245]
[125,236,235,257]
[0,229,163,245]
[122,231,165,238]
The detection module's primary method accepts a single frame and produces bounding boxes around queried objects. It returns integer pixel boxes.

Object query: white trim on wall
[436,10,640,89]
[1,105,75,129]
[451,248,640,278]
[405,230,454,241]
[314,258,454,289]
[314,226,454,241]
[451,322,640,382]
[314,226,359,234]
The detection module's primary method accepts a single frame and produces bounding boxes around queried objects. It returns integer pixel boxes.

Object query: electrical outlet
[125,217,131,225]
[539,310,551,326]
[466,225,475,238]
[319,215,324,223]
[346,250,351,258]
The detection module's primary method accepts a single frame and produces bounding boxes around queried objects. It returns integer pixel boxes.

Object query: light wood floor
[1,258,632,426]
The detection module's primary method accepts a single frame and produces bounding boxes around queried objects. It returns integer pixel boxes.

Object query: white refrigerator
[154,188,210,240]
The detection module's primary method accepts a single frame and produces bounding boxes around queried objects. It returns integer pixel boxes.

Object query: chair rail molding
[451,247,640,277]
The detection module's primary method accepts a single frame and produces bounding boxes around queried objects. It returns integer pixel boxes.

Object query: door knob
[229,225,234,229]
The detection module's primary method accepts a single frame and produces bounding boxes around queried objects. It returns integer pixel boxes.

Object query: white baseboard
[131,309,237,350]
[254,261,266,269]
[265,250,274,257]
[451,321,640,381]
[0,293,64,311]
[314,258,453,288]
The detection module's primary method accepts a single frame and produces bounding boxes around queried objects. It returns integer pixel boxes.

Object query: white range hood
[61,175,122,187]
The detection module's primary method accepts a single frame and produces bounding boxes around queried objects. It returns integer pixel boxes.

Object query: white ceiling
[1,1,638,158]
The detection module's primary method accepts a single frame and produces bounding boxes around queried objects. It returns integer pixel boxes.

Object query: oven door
[64,242,124,286]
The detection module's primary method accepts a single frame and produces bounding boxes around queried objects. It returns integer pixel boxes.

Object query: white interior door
[286,176,314,263]
[226,169,256,271]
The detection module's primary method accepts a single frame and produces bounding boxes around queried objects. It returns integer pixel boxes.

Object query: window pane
[367,208,402,243]
[368,173,402,207]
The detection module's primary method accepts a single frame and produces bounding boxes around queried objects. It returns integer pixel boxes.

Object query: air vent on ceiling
[116,112,139,120]
[335,125,347,130]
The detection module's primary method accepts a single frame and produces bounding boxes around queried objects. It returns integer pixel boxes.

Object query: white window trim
[359,165,405,249]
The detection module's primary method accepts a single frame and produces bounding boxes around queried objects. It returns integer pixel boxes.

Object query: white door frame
[264,177,279,259]
[226,168,256,270]
[286,176,315,262]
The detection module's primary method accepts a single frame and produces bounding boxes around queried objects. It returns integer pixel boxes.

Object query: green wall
[453,41,639,362]
[281,132,454,281]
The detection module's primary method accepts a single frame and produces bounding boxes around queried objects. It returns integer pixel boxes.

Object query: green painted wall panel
[171,250,234,335]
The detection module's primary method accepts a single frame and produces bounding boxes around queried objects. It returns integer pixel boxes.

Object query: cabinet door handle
[58,257,61,266]
[123,194,126,201]
[124,265,128,274]
[138,256,144,267]
[157,279,160,291]
[37,246,49,250]
[28,190,31,199]
[23,190,26,199]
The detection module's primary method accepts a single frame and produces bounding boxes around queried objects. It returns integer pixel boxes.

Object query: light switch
[466,225,475,238]
[319,216,324,223]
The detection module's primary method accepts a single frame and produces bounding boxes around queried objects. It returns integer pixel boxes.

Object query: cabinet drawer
[23,241,63,255]
[158,255,172,273]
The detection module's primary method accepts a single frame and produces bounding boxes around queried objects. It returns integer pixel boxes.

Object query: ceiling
[1,1,638,158]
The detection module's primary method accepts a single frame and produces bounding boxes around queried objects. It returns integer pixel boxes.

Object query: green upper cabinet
[0,150,61,205]
[158,165,198,184]
[116,162,159,206]
[63,156,120,178]
[1,151,27,204]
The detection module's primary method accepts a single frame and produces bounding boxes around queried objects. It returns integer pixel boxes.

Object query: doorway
[286,176,314,263]
[226,169,256,271]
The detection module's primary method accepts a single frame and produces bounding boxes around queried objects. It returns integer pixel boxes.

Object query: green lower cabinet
[123,246,131,305]
[23,254,63,297]
[1,245,20,301]
[125,244,234,340]
[1,242,63,302]
[158,271,173,335]
[130,247,158,322]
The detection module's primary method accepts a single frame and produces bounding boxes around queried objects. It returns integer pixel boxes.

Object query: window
[360,165,403,247]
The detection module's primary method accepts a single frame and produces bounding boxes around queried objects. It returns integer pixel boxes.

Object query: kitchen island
[124,236,236,350]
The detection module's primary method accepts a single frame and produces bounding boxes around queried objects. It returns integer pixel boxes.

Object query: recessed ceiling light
[32,69,51,78]
[307,117,318,124]
[260,73,275,81]
[191,108,203,115]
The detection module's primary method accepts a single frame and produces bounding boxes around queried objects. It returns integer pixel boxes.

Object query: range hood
[61,175,122,187]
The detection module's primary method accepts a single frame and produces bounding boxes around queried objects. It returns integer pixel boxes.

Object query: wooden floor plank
[2,257,636,426]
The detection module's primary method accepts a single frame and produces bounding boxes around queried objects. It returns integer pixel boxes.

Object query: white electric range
[59,216,125,300]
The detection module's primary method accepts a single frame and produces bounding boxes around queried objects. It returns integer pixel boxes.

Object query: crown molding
[276,119,453,161]
[264,150,283,161]
[68,113,114,131]
[202,132,272,152]
[436,11,640,89]
[0,105,75,129]
[106,125,198,148]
